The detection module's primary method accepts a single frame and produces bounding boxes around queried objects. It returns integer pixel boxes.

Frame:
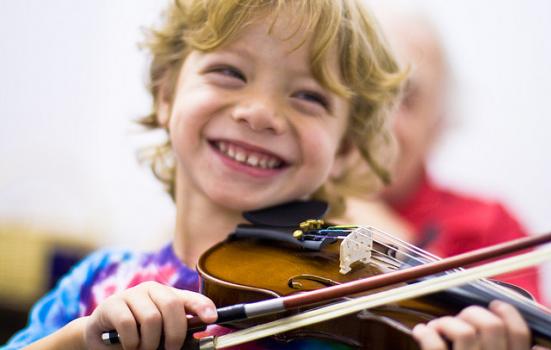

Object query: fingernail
[203,307,217,319]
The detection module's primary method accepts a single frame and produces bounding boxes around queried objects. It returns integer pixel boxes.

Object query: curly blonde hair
[139,0,405,218]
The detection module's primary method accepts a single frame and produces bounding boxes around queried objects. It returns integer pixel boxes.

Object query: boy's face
[159,15,350,211]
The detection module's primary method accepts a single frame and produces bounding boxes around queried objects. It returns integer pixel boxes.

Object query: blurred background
[1,0,550,342]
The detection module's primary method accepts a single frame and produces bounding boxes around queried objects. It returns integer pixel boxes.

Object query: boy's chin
[208,190,295,214]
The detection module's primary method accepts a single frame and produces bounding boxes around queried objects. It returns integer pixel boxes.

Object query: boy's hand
[413,300,532,350]
[84,281,217,350]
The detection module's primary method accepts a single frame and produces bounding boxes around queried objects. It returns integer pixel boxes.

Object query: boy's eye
[294,91,330,110]
[211,66,247,82]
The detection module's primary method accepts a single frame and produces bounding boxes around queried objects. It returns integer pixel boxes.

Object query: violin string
[475,277,544,310]
[367,228,540,309]
[313,227,541,311]
[371,227,439,261]
[364,229,434,267]
[342,227,540,310]
[309,231,417,268]
[341,227,436,265]
[329,227,432,267]
[211,247,551,349]
[372,228,547,311]
[306,231,416,268]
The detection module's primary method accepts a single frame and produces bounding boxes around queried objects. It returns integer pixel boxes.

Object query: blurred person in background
[345,5,542,302]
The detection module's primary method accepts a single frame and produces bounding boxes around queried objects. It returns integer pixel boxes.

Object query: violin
[194,200,551,349]
[101,200,551,349]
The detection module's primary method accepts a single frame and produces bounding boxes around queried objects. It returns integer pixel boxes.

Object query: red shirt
[391,173,542,302]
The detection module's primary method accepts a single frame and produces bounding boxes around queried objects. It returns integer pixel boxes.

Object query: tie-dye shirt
[2,244,198,349]
[2,244,350,350]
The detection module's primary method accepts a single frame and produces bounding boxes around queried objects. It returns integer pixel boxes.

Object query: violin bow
[102,231,551,346]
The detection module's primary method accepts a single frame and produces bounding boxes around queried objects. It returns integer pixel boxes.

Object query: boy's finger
[149,286,188,350]
[489,300,531,350]
[103,299,140,350]
[426,316,479,350]
[457,305,507,350]
[412,323,447,350]
[126,291,163,350]
[83,315,122,350]
[173,289,218,323]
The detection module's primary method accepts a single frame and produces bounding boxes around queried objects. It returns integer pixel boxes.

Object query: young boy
[3,1,536,350]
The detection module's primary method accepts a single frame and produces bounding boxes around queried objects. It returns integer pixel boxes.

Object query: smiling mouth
[210,140,286,170]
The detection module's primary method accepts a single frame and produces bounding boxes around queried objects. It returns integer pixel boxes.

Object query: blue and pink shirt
[2,244,348,349]
[2,244,198,349]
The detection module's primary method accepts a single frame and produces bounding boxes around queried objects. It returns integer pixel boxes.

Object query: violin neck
[427,281,551,341]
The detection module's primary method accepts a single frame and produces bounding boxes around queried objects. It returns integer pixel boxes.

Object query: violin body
[193,201,550,349]
[198,235,458,349]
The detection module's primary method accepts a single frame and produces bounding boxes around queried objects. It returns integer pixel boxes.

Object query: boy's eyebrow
[221,43,319,83]
[218,44,254,61]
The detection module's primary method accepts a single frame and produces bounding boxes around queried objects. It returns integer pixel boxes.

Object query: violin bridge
[339,226,373,274]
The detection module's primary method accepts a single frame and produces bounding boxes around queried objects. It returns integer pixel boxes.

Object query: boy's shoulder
[64,246,141,291]
[78,246,137,269]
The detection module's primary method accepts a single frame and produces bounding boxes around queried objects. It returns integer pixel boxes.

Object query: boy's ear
[156,78,174,128]
[157,98,171,127]
[330,139,355,180]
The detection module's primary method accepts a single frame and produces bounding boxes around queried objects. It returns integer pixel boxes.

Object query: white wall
[1,1,550,300]
[0,0,174,249]
[414,1,551,303]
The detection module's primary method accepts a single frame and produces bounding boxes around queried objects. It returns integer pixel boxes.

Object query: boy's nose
[231,99,287,135]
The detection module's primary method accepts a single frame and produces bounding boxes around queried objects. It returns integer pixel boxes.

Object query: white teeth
[215,141,281,169]
[268,158,279,168]
[246,155,259,167]
[235,150,246,162]
[227,146,235,158]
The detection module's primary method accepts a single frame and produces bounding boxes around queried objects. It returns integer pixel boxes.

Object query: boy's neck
[172,180,244,268]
